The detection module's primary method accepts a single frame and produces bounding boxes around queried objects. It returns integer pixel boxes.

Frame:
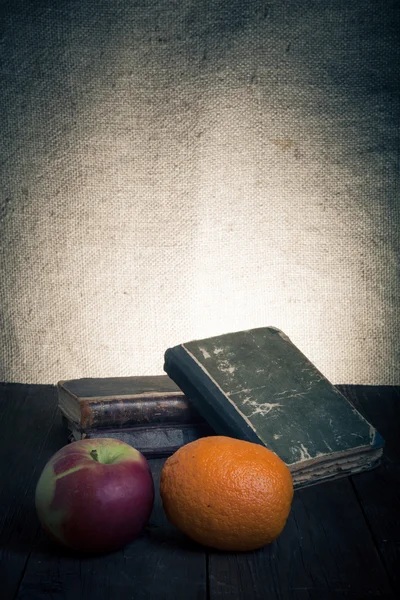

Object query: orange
[160,435,294,551]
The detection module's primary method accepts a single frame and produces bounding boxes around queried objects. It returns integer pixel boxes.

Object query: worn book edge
[58,380,190,429]
[293,451,383,489]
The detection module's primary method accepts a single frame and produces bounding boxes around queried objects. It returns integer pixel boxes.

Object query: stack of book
[59,327,384,489]
[58,375,213,459]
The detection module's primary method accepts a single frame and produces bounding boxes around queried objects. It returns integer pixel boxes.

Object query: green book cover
[164,327,384,488]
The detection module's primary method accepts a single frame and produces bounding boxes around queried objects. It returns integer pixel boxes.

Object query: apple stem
[90,449,99,462]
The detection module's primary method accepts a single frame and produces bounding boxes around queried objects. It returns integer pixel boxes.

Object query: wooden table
[1,383,399,599]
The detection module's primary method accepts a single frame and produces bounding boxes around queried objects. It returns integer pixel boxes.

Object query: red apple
[35,438,154,554]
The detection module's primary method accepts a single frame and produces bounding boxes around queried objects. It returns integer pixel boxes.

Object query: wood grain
[341,385,400,597]
[208,476,395,599]
[0,383,69,599]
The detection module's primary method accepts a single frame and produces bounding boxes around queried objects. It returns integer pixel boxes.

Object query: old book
[58,375,211,457]
[62,417,213,459]
[164,327,385,489]
[58,375,202,430]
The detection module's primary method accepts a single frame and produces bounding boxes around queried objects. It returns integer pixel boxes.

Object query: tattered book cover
[164,327,384,488]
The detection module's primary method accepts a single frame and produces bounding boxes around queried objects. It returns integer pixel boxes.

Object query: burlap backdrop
[0,0,399,385]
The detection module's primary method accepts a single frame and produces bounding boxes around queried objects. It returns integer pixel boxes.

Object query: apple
[35,438,154,554]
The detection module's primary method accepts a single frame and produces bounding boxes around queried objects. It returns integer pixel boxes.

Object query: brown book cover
[57,375,203,430]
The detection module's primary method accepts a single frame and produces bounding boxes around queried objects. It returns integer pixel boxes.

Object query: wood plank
[16,458,207,600]
[0,383,68,600]
[208,387,396,600]
[341,386,400,597]
[209,479,395,599]
[3,382,398,599]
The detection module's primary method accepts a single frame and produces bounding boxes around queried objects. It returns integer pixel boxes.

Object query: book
[58,375,202,429]
[58,375,213,458]
[62,417,213,459]
[164,326,385,489]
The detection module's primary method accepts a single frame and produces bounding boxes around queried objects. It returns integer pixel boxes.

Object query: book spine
[164,347,262,445]
[64,393,203,430]
[64,418,214,459]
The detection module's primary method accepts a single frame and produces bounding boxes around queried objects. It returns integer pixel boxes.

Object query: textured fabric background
[0,0,399,385]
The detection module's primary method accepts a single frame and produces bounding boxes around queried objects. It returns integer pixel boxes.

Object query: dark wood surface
[0,383,399,599]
